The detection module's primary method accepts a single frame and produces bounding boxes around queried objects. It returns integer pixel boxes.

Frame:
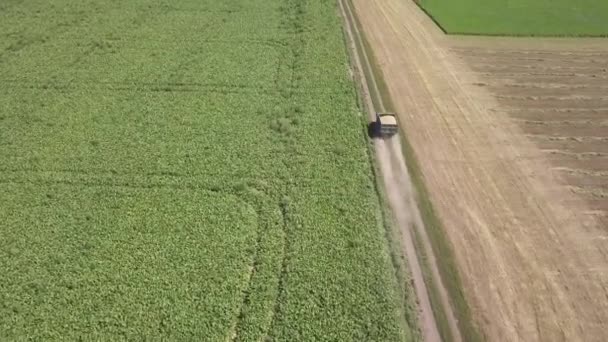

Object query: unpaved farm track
[352,0,608,341]
[340,0,450,340]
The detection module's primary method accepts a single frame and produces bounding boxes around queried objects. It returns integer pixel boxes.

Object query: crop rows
[0,0,413,340]
[453,44,608,227]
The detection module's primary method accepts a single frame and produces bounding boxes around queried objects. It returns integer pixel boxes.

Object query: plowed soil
[352,0,608,341]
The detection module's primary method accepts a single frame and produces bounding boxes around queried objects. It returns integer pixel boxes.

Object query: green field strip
[418,0,608,36]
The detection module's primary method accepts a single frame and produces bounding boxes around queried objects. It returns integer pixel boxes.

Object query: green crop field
[0,0,415,340]
[418,0,608,36]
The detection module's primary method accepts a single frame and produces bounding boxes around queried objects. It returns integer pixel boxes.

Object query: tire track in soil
[261,1,306,339]
[264,198,290,340]
[229,209,263,342]
[230,197,287,342]
[227,3,303,331]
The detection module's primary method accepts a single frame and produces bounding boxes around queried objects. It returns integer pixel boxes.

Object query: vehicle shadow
[368,121,378,139]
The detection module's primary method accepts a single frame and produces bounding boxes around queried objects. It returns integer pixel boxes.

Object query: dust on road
[340,1,459,340]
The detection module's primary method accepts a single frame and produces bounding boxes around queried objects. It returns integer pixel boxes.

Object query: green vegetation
[0,0,414,340]
[418,0,608,36]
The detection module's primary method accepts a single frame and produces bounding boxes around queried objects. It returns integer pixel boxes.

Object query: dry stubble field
[448,37,608,341]
[451,38,608,227]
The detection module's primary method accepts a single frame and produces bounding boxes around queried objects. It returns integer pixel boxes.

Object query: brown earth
[351,0,608,341]
[450,38,608,225]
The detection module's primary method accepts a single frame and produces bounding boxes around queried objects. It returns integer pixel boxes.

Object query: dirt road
[352,0,608,341]
[340,1,457,341]
[339,0,438,339]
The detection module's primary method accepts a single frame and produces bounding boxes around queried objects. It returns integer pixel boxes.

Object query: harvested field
[450,38,608,228]
[352,0,608,341]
